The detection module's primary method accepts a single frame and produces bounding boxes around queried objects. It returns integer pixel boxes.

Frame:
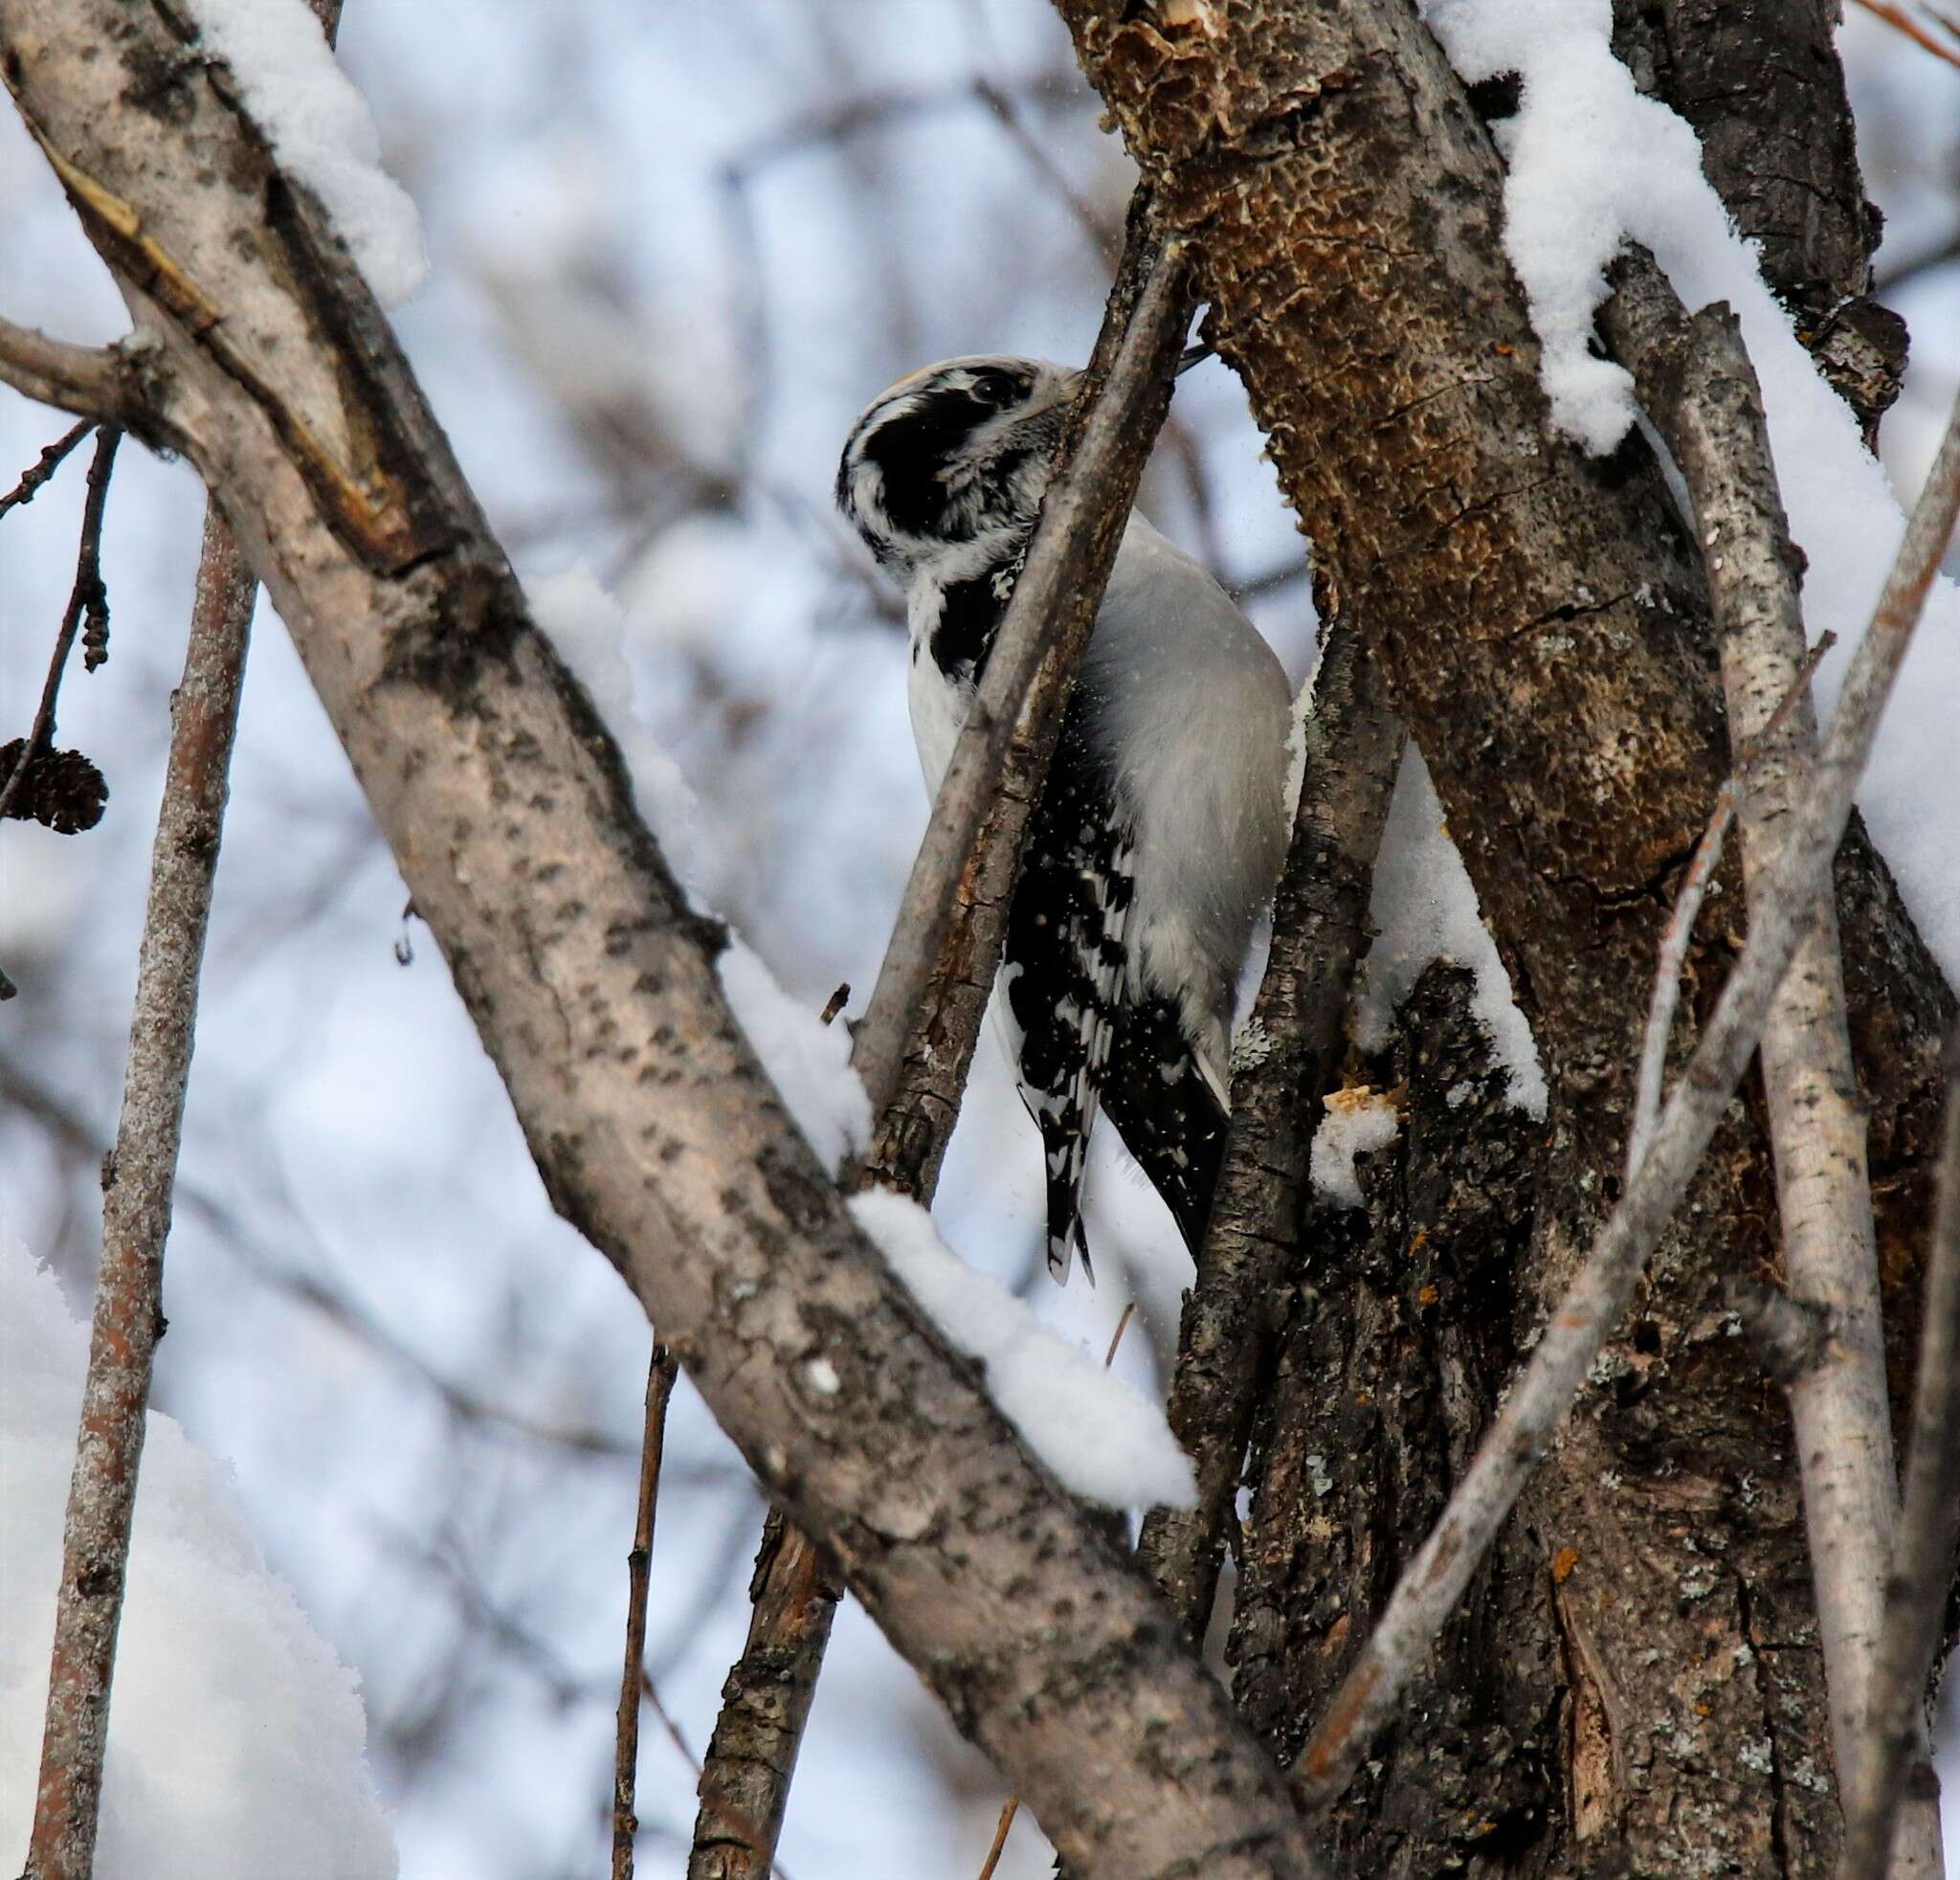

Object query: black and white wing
[1098,994,1230,1258]
[1001,692,1135,1283]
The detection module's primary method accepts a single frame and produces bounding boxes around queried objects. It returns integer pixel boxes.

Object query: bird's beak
[1176,341,1214,377]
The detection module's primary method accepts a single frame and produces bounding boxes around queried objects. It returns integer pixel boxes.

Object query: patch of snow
[718,942,869,1178]
[1357,750,1549,1114]
[0,1228,397,1880]
[848,1189,1195,1511]
[185,0,426,305]
[804,1356,841,1397]
[1418,0,1960,998]
[1309,1085,1402,1209]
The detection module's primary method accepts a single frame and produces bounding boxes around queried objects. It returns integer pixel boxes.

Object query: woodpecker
[837,355,1290,1280]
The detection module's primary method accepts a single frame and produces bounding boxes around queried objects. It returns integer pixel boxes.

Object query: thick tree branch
[1053,5,1958,1859]
[23,504,256,1880]
[1839,1038,1960,1878]
[1605,257,1939,1875]
[0,12,1325,1876]
[1291,381,1960,1810]
[1138,616,1403,1634]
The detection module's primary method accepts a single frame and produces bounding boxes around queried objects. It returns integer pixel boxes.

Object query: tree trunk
[1052,2,1954,1872]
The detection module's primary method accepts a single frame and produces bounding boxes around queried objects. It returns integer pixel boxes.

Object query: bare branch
[1849,0,1960,71]
[0,417,92,519]
[687,1515,840,1880]
[23,504,256,1880]
[1838,1037,1960,1877]
[1606,260,1937,1873]
[0,317,137,424]
[1139,615,1404,1633]
[613,1342,679,1880]
[1629,780,1735,1178]
[1291,377,1960,1811]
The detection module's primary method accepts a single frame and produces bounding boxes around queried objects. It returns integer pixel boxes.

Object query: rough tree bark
[1049,2,1954,1873]
[0,9,1327,1878]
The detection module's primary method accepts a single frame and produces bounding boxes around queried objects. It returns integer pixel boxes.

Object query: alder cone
[0,740,107,833]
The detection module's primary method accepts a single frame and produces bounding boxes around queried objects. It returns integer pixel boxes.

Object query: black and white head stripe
[835,357,1075,573]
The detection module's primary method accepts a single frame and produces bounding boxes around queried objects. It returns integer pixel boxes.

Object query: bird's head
[835,355,1079,579]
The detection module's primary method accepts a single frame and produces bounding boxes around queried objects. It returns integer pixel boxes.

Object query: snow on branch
[851,1191,1195,1511]
[1293,378,1960,1813]
[1420,0,1960,1008]
[184,0,426,304]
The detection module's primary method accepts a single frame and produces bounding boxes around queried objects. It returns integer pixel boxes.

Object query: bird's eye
[971,369,1016,408]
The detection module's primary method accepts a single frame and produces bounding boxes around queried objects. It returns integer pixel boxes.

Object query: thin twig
[0,418,92,520]
[1629,630,1838,1176]
[1838,1035,1960,1877]
[22,504,256,1880]
[1629,781,1735,1179]
[0,427,119,831]
[1139,615,1405,1635]
[689,198,1194,1880]
[613,1342,680,1880]
[1291,376,1960,1812]
[1850,0,1960,69]
[975,1798,1021,1880]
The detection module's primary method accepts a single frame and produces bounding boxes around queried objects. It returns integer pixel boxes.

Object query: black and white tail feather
[837,356,1290,1283]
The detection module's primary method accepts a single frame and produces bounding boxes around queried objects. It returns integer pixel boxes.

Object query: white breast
[905,591,976,796]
